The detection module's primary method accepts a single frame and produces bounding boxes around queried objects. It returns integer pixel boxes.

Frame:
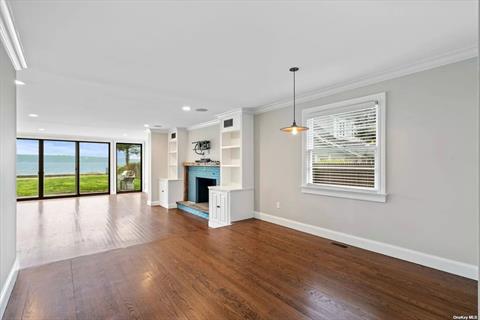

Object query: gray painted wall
[0,44,16,297]
[187,124,220,162]
[254,59,478,265]
[147,131,168,203]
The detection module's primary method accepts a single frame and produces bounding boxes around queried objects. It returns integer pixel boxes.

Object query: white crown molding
[254,211,478,280]
[147,128,169,134]
[0,0,27,70]
[254,46,478,115]
[215,107,253,119]
[187,119,219,131]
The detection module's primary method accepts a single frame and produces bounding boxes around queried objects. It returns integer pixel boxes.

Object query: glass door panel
[43,140,77,196]
[79,142,109,194]
[116,143,142,192]
[16,139,39,198]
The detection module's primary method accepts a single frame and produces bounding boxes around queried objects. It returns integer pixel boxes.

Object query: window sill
[301,184,387,203]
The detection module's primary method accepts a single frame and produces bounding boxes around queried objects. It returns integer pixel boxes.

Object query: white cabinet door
[209,191,217,220]
[208,190,229,228]
[218,192,226,223]
[159,180,168,205]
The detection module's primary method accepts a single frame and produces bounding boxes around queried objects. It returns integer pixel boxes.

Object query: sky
[17,139,109,157]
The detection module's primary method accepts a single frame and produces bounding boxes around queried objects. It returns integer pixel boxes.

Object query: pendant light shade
[280,67,308,135]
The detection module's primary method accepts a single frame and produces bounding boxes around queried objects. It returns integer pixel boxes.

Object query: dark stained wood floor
[6,194,478,319]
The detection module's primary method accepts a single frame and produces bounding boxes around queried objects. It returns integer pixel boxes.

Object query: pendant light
[280,67,309,135]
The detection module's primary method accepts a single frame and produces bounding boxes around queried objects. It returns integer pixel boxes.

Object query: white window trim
[301,92,387,203]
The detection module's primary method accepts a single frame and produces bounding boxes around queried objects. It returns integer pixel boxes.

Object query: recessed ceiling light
[28,113,39,117]
[195,108,208,112]
[153,124,162,128]
[144,124,149,128]
[38,128,45,131]
[182,105,191,111]
[14,80,25,86]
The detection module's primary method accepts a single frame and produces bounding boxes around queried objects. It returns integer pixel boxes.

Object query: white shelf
[221,164,240,167]
[221,145,240,149]
[168,151,177,154]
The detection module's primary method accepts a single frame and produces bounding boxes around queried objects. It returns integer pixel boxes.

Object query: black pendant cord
[293,69,296,125]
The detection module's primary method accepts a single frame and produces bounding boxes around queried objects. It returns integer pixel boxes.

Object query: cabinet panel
[219,192,226,223]
[159,180,167,204]
[210,191,218,221]
[208,190,230,228]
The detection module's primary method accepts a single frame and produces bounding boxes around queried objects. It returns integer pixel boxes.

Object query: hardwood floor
[6,194,477,319]
[17,193,206,268]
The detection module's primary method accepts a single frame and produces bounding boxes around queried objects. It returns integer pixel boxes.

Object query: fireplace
[196,177,216,203]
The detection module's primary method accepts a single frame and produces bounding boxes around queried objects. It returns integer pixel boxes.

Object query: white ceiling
[10,0,478,139]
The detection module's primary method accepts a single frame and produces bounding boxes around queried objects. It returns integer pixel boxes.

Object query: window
[302,93,386,202]
[16,139,39,199]
[16,138,111,200]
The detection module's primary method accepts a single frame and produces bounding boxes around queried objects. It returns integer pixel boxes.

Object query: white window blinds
[305,102,378,189]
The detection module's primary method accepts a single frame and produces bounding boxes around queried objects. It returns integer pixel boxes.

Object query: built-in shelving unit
[209,109,254,228]
[157,128,187,209]
[167,128,187,180]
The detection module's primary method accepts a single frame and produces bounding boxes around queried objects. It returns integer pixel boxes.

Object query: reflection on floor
[17,193,206,268]
[6,209,477,319]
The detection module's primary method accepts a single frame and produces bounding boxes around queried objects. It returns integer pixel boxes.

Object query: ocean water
[17,154,110,175]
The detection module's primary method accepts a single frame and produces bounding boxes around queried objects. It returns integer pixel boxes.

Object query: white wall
[186,124,220,162]
[254,59,478,274]
[146,130,168,204]
[0,43,17,316]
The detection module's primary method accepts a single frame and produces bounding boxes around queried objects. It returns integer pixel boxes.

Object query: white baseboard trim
[147,200,160,206]
[209,220,230,229]
[167,203,177,209]
[156,202,177,209]
[254,211,478,280]
[0,258,19,319]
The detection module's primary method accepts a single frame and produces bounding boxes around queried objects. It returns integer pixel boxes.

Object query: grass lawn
[16,174,131,198]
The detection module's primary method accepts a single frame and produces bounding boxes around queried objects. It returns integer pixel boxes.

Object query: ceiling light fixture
[195,108,208,112]
[14,80,25,86]
[280,67,309,135]
[28,113,39,118]
[144,124,149,128]
[38,128,45,131]
[182,106,191,111]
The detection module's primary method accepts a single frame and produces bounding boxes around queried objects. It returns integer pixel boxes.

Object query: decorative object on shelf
[195,158,211,163]
[192,140,210,156]
[183,161,220,167]
[280,67,309,135]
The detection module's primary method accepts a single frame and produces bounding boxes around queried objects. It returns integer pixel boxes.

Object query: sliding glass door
[116,143,142,193]
[16,138,111,200]
[16,139,40,199]
[43,140,77,197]
[79,142,110,194]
